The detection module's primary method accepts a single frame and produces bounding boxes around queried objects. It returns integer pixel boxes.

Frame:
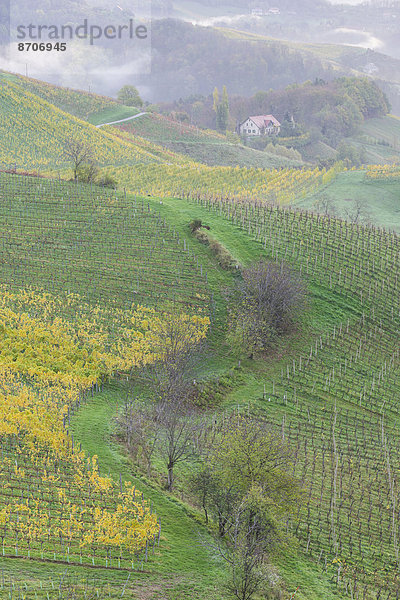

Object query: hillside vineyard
[1,66,400,599]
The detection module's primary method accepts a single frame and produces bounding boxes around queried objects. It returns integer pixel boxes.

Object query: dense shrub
[229,260,307,353]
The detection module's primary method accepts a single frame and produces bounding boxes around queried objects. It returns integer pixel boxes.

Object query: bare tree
[62,137,94,181]
[344,198,370,225]
[315,193,336,216]
[117,396,204,490]
[116,397,162,477]
[118,312,208,489]
[229,260,307,353]
[156,399,204,491]
[137,311,206,403]
[222,500,273,600]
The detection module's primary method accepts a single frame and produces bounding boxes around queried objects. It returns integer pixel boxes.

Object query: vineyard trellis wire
[0,172,213,575]
[189,192,400,599]
[0,172,211,313]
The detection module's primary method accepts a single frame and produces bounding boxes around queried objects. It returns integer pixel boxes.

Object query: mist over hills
[2,0,400,110]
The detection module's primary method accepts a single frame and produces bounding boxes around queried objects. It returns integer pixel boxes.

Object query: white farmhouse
[239,115,281,137]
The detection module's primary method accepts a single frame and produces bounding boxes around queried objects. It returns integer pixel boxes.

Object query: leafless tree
[117,396,205,490]
[116,398,162,477]
[62,137,94,181]
[119,312,208,489]
[230,260,307,353]
[344,198,370,225]
[315,193,336,216]
[156,398,204,491]
[224,503,271,600]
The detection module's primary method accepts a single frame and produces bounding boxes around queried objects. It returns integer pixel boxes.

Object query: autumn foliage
[0,286,209,566]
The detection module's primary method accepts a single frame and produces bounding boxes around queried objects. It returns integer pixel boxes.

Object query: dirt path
[96,111,147,128]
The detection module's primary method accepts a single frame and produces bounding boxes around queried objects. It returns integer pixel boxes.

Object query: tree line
[162,76,389,160]
[117,258,306,600]
[149,19,339,103]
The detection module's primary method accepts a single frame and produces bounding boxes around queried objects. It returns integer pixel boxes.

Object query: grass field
[0,76,304,181]
[88,106,141,126]
[300,115,400,165]
[295,169,400,231]
[344,115,400,164]
[359,115,400,146]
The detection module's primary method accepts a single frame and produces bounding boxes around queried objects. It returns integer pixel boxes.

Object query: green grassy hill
[352,115,400,163]
[295,169,400,231]
[3,73,400,600]
[0,79,194,171]
[2,169,400,599]
[116,113,303,168]
[0,72,137,123]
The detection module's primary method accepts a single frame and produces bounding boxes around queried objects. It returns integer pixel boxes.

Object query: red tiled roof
[248,115,281,128]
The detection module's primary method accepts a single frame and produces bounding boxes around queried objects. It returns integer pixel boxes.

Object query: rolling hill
[288,115,400,165]
[0,77,194,171]
[116,112,304,168]
[2,166,400,599]
[295,167,400,231]
[0,73,303,172]
[216,28,400,116]
[1,72,144,126]
[350,115,400,163]
[218,28,400,82]
[1,72,119,120]
[2,73,400,600]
